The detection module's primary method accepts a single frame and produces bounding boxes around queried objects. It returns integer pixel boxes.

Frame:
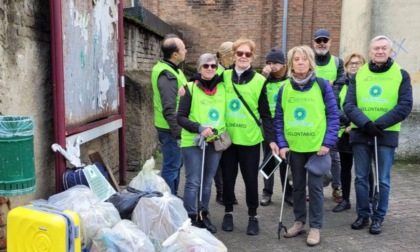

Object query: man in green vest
[312,28,346,203]
[344,35,412,235]
[151,34,188,195]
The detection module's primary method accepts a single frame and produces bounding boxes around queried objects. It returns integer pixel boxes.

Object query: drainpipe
[282,0,289,53]
[49,0,66,193]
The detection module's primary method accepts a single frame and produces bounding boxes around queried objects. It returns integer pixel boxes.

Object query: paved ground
[129,159,420,252]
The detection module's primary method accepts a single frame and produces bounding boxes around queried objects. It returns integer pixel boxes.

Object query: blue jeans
[353,143,395,221]
[158,130,183,195]
[182,144,222,215]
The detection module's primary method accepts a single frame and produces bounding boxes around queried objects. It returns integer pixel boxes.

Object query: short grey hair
[197,53,218,71]
[369,35,393,49]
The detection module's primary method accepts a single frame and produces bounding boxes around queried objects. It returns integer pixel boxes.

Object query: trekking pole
[373,136,380,211]
[198,135,206,222]
[278,151,290,239]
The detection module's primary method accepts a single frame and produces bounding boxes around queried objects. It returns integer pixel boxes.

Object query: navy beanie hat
[265,48,285,64]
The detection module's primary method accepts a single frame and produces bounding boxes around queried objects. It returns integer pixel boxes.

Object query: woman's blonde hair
[343,53,366,73]
[287,45,316,77]
[217,41,233,59]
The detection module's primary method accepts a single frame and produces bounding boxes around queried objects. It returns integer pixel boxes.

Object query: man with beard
[312,28,346,204]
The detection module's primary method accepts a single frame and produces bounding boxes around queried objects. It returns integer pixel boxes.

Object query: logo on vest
[294,107,307,121]
[369,85,382,97]
[208,108,220,121]
[229,98,241,112]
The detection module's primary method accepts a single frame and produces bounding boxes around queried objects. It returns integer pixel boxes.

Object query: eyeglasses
[202,64,217,69]
[236,51,253,58]
[349,61,362,66]
[315,38,329,44]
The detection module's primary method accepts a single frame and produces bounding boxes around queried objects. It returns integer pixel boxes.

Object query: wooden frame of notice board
[50,0,126,192]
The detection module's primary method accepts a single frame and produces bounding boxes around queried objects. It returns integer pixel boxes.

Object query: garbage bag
[47,185,100,213]
[162,219,227,252]
[106,186,163,219]
[91,219,155,252]
[132,191,188,250]
[129,156,171,193]
[79,201,121,249]
[0,116,33,137]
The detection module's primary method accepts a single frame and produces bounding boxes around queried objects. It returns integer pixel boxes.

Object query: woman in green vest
[333,53,374,213]
[220,38,279,236]
[274,45,339,246]
[177,53,226,234]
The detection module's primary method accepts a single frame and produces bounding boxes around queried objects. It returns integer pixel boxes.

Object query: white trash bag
[132,191,188,250]
[91,219,155,252]
[79,201,121,249]
[162,219,227,252]
[129,156,171,193]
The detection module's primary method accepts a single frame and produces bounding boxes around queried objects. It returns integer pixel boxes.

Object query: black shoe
[200,216,217,233]
[333,199,351,213]
[285,194,294,206]
[247,216,259,235]
[222,213,234,231]
[351,216,369,230]
[369,219,383,234]
[216,194,224,205]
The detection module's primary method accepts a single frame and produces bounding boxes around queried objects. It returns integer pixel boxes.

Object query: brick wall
[123,18,162,170]
[138,0,342,65]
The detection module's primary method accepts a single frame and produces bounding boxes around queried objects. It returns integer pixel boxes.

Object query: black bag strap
[231,83,262,126]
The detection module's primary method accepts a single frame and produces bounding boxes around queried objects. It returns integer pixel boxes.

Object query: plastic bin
[0,116,35,196]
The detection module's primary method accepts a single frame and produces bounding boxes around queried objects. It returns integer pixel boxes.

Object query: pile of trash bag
[39,156,227,251]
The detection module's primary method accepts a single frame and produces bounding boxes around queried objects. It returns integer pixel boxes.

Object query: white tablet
[259,153,282,179]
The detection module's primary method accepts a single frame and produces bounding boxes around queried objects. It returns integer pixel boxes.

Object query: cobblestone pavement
[177,161,420,252]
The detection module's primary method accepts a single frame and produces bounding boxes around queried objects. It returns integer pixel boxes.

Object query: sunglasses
[236,51,253,58]
[202,64,217,69]
[315,38,329,44]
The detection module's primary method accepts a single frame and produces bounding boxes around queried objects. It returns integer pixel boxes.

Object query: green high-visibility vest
[180,81,226,147]
[224,70,266,145]
[354,63,402,131]
[282,80,326,152]
[151,60,187,129]
[266,79,287,118]
[316,56,338,81]
[338,85,348,137]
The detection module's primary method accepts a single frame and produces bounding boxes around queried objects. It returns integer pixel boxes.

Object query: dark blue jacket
[343,58,413,147]
[274,74,340,150]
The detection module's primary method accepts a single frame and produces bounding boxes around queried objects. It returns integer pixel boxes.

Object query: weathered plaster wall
[340,0,420,162]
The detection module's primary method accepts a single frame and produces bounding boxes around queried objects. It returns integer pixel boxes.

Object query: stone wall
[123,17,163,170]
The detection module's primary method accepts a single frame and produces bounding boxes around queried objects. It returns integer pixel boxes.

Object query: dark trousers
[214,164,223,195]
[220,143,260,216]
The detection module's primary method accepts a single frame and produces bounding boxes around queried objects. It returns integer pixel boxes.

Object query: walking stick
[198,135,207,222]
[278,151,290,239]
[372,136,380,212]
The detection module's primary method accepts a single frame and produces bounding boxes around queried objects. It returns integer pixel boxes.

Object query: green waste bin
[0,116,35,196]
